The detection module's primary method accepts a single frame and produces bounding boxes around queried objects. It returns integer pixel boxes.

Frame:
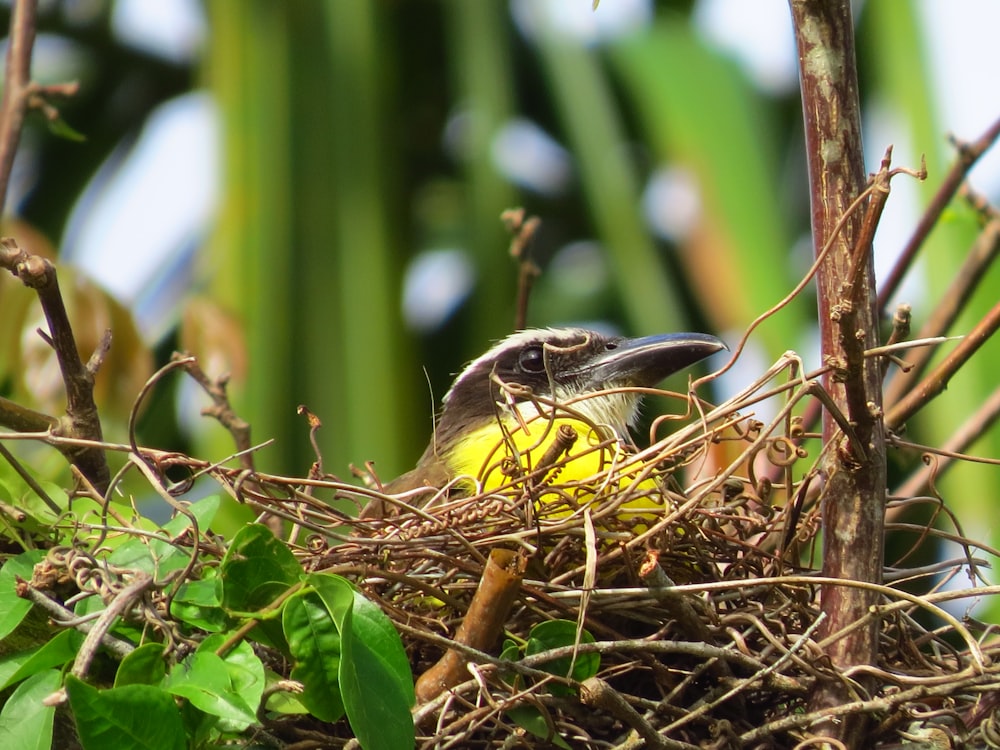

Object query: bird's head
[433,328,725,452]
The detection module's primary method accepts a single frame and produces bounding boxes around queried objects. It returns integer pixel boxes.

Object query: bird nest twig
[10,341,1000,748]
[278,344,1000,748]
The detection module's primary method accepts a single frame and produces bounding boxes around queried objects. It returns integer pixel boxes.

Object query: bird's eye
[518,345,546,373]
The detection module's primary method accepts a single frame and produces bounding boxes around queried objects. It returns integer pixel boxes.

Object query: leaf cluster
[0,513,415,750]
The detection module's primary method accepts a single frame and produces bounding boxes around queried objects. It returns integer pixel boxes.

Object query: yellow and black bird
[362,327,725,525]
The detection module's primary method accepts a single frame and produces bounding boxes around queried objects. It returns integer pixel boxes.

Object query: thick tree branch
[789,1,887,746]
[0,239,111,492]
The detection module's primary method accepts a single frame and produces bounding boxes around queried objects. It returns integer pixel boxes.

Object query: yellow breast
[445,415,665,531]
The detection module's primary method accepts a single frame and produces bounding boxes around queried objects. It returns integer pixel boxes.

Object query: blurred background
[1,0,1000,572]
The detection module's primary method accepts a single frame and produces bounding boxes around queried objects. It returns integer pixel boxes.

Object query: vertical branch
[0,240,111,492]
[789,2,887,746]
[0,0,110,493]
[0,0,37,213]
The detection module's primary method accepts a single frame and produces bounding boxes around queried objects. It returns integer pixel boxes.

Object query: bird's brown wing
[358,456,453,520]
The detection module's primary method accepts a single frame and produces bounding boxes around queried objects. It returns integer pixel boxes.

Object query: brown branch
[878,114,1000,311]
[69,572,154,680]
[502,208,541,331]
[0,394,58,433]
[0,0,37,214]
[886,299,1000,432]
[171,352,255,470]
[0,238,111,492]
[893,383,1000,498]
[880,304,912,380]
[16,579,136,660]
[884,214,1000,409]
[0,2,108,491]
[297,404,326,480]
[170,351,283,533]
[790,2,886,745]
[580,677,672,750]
[414,548,526,703]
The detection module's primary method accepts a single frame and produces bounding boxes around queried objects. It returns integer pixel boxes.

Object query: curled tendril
[767,437,805,467]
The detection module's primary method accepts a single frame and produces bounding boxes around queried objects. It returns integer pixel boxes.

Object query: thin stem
[878,114,1000,311]
[884,213,1000,408]
[887,299,1000,431]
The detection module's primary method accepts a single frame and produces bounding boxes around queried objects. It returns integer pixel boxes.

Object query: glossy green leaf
[506,704,572,750]
[263,674,309,716]
[310,574,414,706]
[203,633,266,729]
[0,668,61,750]
[309,573,415,750]
[115,643,166,687]
[282,590,344,722]
[107,495,220,578]
[164,646,257,728]
[0,550,44,640]
[525,620,599,686]
[66,676,186,750]
[0,477,66,526]
[0,629,82,691]
[170,573,228,632]
[500,639,519,661]
[220,523,301,613]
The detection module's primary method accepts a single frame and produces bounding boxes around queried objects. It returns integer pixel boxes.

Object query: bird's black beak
[581,332,726,389]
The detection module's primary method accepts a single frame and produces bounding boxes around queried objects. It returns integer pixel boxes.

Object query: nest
[20,351,1000,749]
[277,355,1000,749]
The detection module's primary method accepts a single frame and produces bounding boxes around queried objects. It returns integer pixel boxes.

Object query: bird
[360,327,725,529]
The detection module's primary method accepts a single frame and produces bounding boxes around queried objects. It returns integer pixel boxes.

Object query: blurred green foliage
[199,1,809,480]
[2,1,999,577]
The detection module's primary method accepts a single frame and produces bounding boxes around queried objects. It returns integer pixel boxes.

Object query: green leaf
[205,634,266,729]
[65,676,186,750]
[506,704,572,750]
[0,477,67,526]
[164,641,259,728]
[500,639,518,661]
[532,34,684,336]
[220,523,300,650]
[170,574,228,632]
[309,573,415,750]
[220,523,301,612]
[310,575,400,678]
[263,673,309,715]
[0,629,83,691]
[107,495,220,578]
[345,588,415,707]
[47,115,87,142]
[0,550,45,640]
[0,668,61,750]
[282,590,344,722]
[526,620,599,687]
[115,643,166,687]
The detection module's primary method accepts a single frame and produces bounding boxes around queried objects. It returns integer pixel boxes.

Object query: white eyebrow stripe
[443,327,595,405]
